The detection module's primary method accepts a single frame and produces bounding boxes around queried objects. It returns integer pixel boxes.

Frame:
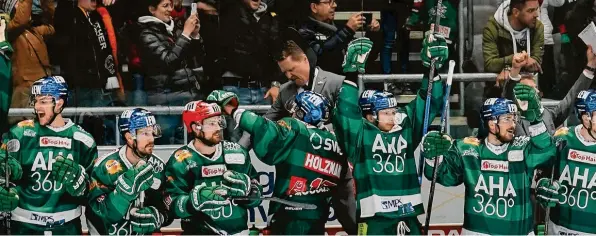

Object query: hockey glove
[421,34,449,69]
[234,179,263,208]
[50,156,88,197]
[206,90,239,110]
[188,185,230,212]
[561,33,570,44]
[342,37,373,73]
[114,162,154,202]
[514,83,543,123]
[0,187,18,212]
[421,131,453,159]
[129,206,164,234]
[536,178,562,208]
[0,156,22,181]
[222,170,250,197]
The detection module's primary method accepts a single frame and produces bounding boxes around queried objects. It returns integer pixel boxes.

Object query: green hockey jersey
[1,119,97,228]
[164,140,256,235]
[424,124,556,235]
[238,111,347,220]
[408,0,459,42]
[549,125,596,234]
[332,76,443,220]
[86,146,170,235]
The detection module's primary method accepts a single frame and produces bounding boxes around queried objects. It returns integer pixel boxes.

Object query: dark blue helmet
[30,76,68,106]
[291,91,330,126]
[576,89,596,118]
[481,98,518,121]
[371,91,398,115]
[359,90,378,114]
[119,108,161,138]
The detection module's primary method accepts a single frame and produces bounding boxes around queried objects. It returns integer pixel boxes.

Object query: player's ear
[124,132,134,144]
[55,99,65,111]
[191,123,201,134]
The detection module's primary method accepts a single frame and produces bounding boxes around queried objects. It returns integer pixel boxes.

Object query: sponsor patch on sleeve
[224,153,246,165]
[105,160,123,175]
[174,150,192,162]
[508,150,524,162]
[463,137,480,146]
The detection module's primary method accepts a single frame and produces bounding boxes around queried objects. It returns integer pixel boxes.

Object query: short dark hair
[510,0,538,13]
[277,40,306,62]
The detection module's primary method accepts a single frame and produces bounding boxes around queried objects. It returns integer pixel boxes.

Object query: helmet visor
[135,125,162,139]
[201,116,227,132]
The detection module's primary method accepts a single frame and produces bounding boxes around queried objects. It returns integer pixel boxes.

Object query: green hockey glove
[514,83,543,123]
[421,34,449,69]
[342,37,373,73]
[0,187,18,212]
[0,156,22,181]
[188,185,230,212]
[129,206,164,234]
[206,90,239,109]
[234,179,263,208]
[114,162,154,202]
[421,131,453,159]
[222,170,250,197]
[536,178,562,208]
[50,156,88,197]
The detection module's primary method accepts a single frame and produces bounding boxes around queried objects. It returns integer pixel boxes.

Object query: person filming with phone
[299,0,380,75]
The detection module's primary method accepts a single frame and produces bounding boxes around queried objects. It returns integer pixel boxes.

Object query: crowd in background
[0,0,595,145]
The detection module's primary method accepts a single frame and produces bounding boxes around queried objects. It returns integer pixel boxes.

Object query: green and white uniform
[548,125,596,234]
[332,75,444,235]
[424,125,556,235]
[408,0,460,43]
[86,146,170,235]
[237,110,347,234]
[2,119,97,234]
[164,140,257,235]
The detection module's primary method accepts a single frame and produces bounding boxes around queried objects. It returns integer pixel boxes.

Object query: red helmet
[182,101,222,131]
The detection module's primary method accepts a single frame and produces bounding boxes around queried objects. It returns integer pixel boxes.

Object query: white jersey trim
[548,220,593,235]
[358,193,423,218]
[462,228,534,236]
[12,206,82,226]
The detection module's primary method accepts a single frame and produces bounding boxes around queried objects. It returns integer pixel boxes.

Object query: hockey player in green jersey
[406,0,459,48]
[86,108,172,235]
[164,100,261,235]
[422,95,556,234]
[332,34,447,235]
[0,76,98,234]
[220,89,350,235]
[534,89,596,235]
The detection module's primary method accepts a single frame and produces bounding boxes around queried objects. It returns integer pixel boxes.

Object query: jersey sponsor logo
[288,176,335,197]
[96,194,106,203]
[380,198,415,215]
[310,133,343,155]
[40,137,72,149]
[462,149,479,159]
[277,120,291,130]
[480,160,509,172]
[24,129,36,137]
[463,137,480,146]
[507,150,524,162]
[167,176,175,182]
[225,153,245,165]
[186,161,198,171]
[148,157,164,172]
[175,150,192,162]
[6,139,20,152]
[559,165,596,189]
[512,136,529,147]
[202,164,226,177]
[105,160,123,175]
[568,149,596,165]
[89,180,107,191]
[287,176,307,195]
[554,127,569,137]
[303,153,342,178]
[74,131,95,148]
[17,120,34,128]
[30,213,65,226]
[474,174,517,197]
[372,134,407,155]
[223,142,241,150]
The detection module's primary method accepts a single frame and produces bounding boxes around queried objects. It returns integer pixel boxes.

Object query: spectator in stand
[5,0,53,109]
[0,17,13,134]
[538,0,562,99]
[379,0,411,75]
[138,0,203,144]
[299,0,380,75]
[483,0,543,75]
[552,0,578,87]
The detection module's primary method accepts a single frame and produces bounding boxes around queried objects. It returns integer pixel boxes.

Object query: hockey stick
[424,60,455,234]
[544,140,566,235]
[232,196,317,210]
[418,0,444,185]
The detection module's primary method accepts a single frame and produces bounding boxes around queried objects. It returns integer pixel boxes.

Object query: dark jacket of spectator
[216,0,281,83]
[564,0,595,63]
[482,1,544,73]
[299,17,355,75]
[137,16,203,105]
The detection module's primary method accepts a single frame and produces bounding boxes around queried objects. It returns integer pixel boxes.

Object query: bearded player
[535,89,596,235]
[164,101,261,235]
[0,76,97,234]
[86,108,172,235]
[422,95,556,234]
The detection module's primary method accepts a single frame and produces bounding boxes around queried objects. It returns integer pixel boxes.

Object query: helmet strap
[488,119,509,144]
[127,135,150,159]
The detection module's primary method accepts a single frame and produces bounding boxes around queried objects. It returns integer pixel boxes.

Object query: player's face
[149,0,173,23]
[198,116,225,145]
[514,0,539,28]
[492,114,518,142]
[278,54,310,87]
[581,111,596,132]
[376,108,396,132]
[134,126,156,155]
[32,96,63,126]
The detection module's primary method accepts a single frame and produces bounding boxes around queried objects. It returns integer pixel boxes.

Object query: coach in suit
[236,31,356,234]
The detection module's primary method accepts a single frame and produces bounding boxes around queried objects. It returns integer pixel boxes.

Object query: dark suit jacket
[238,67,357,234]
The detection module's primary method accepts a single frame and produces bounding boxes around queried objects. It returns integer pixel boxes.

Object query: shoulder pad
[511,136,530,147]
[74,131,96,148]
[94,148,118,167]
[16,120,35,128]
[462,137,481,146]
[554,127,570,138]
[173,149,193,163]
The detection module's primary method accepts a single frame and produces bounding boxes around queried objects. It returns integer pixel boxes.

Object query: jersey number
[110,221,138,236]
[472,194,514,218]
[31,172,63,192]
[372,154,405,174]
[560,185,596,209]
